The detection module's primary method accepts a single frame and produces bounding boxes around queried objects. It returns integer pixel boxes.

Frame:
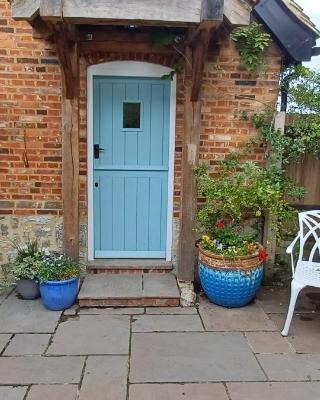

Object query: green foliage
[37,253,81,283]
[252,108,320,165]
[230,23,270,72]
[195,154,304,244]
[284,65,320,114]
[148,29,185,80]
[148,30,178,48]
[1,239,43,286]
[161,63,184,81]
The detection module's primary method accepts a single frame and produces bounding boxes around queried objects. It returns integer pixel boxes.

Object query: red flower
[258,248,268,262]
[215,219,224,229]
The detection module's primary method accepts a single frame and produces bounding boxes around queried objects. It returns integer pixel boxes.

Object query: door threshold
[86,259,173,274]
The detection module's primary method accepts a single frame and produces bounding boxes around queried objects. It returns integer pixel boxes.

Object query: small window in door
[123,101,141,129]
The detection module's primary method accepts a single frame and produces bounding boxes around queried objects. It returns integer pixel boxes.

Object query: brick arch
[81,51,178,69]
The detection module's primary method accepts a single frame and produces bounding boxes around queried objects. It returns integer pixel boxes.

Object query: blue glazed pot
[40,276,79,311]
[198,246,263,308]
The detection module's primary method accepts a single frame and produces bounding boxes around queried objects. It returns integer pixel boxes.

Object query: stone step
[78,273,180,307]
[86,259,173,274]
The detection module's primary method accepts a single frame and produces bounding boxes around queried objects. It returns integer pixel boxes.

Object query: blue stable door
[93,77,170,258]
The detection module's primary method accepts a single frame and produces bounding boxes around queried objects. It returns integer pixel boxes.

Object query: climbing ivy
[230,23,270,72]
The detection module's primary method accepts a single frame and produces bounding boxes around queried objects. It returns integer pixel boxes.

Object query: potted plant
[195,155,303,307]
[1,240,43,300]
[38,253,80,311]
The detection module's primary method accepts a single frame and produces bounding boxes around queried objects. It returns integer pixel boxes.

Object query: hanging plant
[230,23,271,72]
[148,28,187,80]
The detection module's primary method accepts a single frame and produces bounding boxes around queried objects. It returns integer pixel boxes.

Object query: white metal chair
[281,210,320,336]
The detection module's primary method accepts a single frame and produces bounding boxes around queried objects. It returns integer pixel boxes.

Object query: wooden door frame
[87,61,176,261]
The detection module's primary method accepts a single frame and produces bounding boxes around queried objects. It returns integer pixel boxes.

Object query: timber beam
[31,16,53,40]
[177,25,214,281]
[54,24,80,260]
[54,24,78,100]
[12,0,40,21]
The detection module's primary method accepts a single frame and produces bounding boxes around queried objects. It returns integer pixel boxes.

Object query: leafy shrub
[195,154,304,258]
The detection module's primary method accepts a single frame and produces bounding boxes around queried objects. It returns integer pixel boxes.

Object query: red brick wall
[0,0,282,224]
[0,0,62,216]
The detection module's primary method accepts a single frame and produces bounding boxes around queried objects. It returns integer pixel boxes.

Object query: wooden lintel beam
[201,0,224,21]
[12,0,40,21]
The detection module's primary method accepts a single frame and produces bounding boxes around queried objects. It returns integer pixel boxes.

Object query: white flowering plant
[1,239,44,286]
[37,253,80,283]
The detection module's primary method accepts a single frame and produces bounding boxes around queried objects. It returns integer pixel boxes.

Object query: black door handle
[94,144,104,159]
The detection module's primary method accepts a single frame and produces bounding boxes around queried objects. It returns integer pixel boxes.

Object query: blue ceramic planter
[40,276,79,311]
[198,246,263,308]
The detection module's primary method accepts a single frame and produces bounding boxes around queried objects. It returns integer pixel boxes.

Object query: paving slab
[0,292,61,333]
[4,334,51,356]
[78,274,143,299]
[0,288,13,305]
[79,307,144,315]
[199,299,276,331]
[129,383,228,400]
[270,313,320,353]
[227,382,320,400]
[0,356,85,384]
[143,274,180,298]
[79,356,127,400]
[245,332,294,354]
[257,354,320,381]
[47,315,130,355]
[0,386,27,400]
[130,332,265,383]
[257,287,320,314]
[132,314,203,332]
[145,307,197,314]
[27,385,78,400]
[0,333,11,353]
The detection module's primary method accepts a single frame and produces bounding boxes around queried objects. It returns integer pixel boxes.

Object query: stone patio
[0,286,319,399]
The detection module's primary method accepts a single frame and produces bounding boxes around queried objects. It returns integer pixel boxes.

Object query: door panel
[93,77,170,258]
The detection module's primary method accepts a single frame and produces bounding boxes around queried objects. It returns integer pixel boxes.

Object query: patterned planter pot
[198,245,263,308]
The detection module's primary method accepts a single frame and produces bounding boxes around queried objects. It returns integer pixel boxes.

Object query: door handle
[94,144,104,159]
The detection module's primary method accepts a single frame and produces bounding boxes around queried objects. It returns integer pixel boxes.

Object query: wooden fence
[286,155,320,208]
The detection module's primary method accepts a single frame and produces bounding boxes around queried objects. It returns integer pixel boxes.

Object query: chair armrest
[286,235,299,254]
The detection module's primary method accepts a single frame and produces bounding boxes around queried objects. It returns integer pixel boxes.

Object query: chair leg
[281,280,305,337]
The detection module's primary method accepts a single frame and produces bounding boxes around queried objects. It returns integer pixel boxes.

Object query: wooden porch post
[54,25,80,259]
[177,30,211,282]
[263,111,286,281]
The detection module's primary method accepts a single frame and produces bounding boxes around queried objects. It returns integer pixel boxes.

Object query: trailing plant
[195,154,304,258]
[37,253,81,283]
[230,23,270,72]
[148,28,186,80]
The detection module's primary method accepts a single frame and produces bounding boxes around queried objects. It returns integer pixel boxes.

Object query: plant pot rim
[17,277,38,282]
[198,244,261,261]
[40,276,79,285]
[198,244,263,270]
